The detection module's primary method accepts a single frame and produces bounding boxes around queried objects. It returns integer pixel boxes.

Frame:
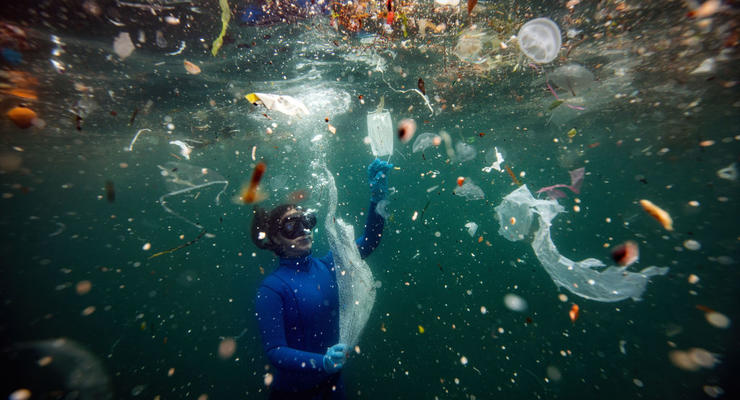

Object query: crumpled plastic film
[321,162,377,348]
[495,185,668,302]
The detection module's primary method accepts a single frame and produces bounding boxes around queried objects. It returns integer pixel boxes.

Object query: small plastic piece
[517,18,561,64]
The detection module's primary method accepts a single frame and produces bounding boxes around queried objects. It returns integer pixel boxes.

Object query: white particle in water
[503,293,528,312]
[683,239,701,251]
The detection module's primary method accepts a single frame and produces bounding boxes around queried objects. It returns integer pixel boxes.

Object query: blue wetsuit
[255,201,385,399]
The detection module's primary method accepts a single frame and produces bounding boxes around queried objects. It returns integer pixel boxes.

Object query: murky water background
[1,1,738,399]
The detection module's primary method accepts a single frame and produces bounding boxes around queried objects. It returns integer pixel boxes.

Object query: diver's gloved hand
[323,343,347,374]
[368,158,394,203]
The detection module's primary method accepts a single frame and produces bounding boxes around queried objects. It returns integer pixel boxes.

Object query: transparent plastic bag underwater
[495,185,668,302]
[319,162,377,348]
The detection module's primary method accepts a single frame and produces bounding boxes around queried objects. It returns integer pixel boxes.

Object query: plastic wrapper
[246,92,310,117]
[495,185,668,302]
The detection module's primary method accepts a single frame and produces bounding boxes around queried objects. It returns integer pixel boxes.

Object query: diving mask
[279,210,317,239]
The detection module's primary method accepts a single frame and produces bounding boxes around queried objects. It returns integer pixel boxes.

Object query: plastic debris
[464,221,478,237]
[211,0,231,56]
[454,180,484,200]
[517,18,561,64]
[113,32,135,60]
[320,163,376,349]
[169,140,193,160]
[495,185,668,302]
[412,132,441,153]
[245,93,310,117]
[482,147,504,173]
[536,167,585,199]
[454,141,476,162]
[367,98,393,156]
[716,162,737,181]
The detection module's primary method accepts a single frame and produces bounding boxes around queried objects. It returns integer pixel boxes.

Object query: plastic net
[495,185,668,302]
[320,163,377,348]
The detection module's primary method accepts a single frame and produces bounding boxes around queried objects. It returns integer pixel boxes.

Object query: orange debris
[6,105,36,128]
[569,304,580,322]
[639,199,674,231]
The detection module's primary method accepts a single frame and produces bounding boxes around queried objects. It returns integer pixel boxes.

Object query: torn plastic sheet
[482,146,504,173]
[536,167,585,199]
[495,185,668,302]
[245,92,310,117]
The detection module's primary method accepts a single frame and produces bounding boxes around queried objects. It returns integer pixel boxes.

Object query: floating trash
[245,92,310,117]
[412,132,441,153]
[367,98,393,157]
[454,180,485,201]
[495,185,668,302]
[454,141,476,163]
[464,221,478,237]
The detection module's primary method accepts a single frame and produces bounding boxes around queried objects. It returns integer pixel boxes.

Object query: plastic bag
[320,162,377,348]
[495,185,668,302]
[246,92,310,117]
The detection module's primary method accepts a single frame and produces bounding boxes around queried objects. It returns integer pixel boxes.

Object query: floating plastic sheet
[454,141,477,162]
[320,162,377,348]
[495,185,668,302]
[367,100,393,157]
[412,132,439,153]
[454,180,485,201]
[246,92,310,117]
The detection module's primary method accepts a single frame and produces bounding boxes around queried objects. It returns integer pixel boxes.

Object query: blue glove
[323,343,347,374]
[368,158,394,203]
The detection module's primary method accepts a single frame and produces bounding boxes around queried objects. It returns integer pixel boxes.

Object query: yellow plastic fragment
[211,0,231,57]
[567,128,577,138]
[418,325,425,334]
[245,93,260,105]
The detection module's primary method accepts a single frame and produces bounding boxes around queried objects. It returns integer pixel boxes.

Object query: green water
[1,1,738,399]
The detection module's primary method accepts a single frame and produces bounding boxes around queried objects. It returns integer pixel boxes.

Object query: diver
[251,158,393,399]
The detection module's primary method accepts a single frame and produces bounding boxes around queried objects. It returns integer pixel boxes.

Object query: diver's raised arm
[357,158,393,258]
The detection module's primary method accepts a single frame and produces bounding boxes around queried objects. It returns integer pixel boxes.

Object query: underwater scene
[0,0,738,399]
